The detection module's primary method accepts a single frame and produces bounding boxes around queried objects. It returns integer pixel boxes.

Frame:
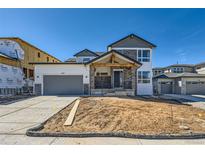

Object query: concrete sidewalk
[0,135,205,145]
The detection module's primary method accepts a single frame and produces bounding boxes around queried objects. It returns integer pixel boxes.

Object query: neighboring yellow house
[0,37,61,79]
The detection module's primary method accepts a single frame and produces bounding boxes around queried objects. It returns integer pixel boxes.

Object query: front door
[114,71,123,88]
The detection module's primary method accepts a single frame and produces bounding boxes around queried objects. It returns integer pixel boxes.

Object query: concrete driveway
[0,95,205,145]
[0,96,78,144]
[163,94,205,110]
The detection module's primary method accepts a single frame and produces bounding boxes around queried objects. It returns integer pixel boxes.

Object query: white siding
[137,49,153,95]
[112,47,153,95]
[196,67,205,74]
[34,64,90,95]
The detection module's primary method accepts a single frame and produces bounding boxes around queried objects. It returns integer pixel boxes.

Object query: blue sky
[0,9,205,67]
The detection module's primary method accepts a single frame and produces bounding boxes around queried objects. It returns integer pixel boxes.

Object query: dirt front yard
[42,97,205,135]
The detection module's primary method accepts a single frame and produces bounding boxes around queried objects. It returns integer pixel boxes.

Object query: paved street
[0,96,205,145]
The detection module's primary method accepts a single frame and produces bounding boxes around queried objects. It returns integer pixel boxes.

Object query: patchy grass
[42,97,205,135]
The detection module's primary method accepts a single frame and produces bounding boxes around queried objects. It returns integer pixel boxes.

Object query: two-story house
[32,34,156,96]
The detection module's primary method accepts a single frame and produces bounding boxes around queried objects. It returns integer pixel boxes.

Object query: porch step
[104,90,134,96]
[104,92,116,96]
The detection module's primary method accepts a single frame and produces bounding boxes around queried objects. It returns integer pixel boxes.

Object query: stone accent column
[131,67,137,95]
[123,67,132,89]
[110,67,113,88]
[34,84,42,95]
[83,84,89,95]
[90,66,95,91]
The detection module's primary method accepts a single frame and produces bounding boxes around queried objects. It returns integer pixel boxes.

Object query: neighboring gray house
[33,34,156,96]
[153,63,205,95]
[153,64,195,77]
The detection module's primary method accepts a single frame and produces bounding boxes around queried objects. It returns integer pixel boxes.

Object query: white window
[178,81,182,87]
[137,49,150,62]
[173,67,184,73]
[83,57,91,63]
[179,67,184,73]
[138,71,151,83]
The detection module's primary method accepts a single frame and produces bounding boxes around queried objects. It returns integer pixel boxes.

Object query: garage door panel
[186,81,205,95]
[160,82,172,94]
[43,75,83,95]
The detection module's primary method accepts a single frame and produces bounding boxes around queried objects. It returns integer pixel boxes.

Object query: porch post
[131,66,137,95]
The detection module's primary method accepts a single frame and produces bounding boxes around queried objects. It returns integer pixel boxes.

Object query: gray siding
[111,37,153,48]
[173,78,181,94]
[116,50,137,61]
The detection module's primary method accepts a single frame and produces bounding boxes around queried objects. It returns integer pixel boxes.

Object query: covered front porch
[88,50,141,96]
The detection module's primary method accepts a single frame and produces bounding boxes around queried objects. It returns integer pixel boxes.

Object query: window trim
[83,57,91,62]
[137,49,151,62]
[138,71,151,84]
[37,52,41,58]
[172,67,184,73]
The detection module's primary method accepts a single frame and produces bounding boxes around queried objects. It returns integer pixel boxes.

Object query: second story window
[23,68,27,78]
[29,69,34,79]
[47,57,49,62]
[173,67,184,73]
[83,58,91,63]
[137,50,150,62]
[38,52,41,58]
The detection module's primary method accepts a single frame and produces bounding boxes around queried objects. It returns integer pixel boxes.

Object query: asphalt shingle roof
[154,72,205,79]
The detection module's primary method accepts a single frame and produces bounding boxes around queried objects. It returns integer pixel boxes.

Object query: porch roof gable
[85,50,142,66]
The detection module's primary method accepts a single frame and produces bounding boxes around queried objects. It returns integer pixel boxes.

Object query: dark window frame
[138,71,151,83]
[38,52,41,58]
[137,49,151,62]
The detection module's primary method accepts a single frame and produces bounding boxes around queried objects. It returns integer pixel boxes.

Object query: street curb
[26,123,205,139]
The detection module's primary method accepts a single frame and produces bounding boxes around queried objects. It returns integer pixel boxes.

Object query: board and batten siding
[34,64,90,95]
